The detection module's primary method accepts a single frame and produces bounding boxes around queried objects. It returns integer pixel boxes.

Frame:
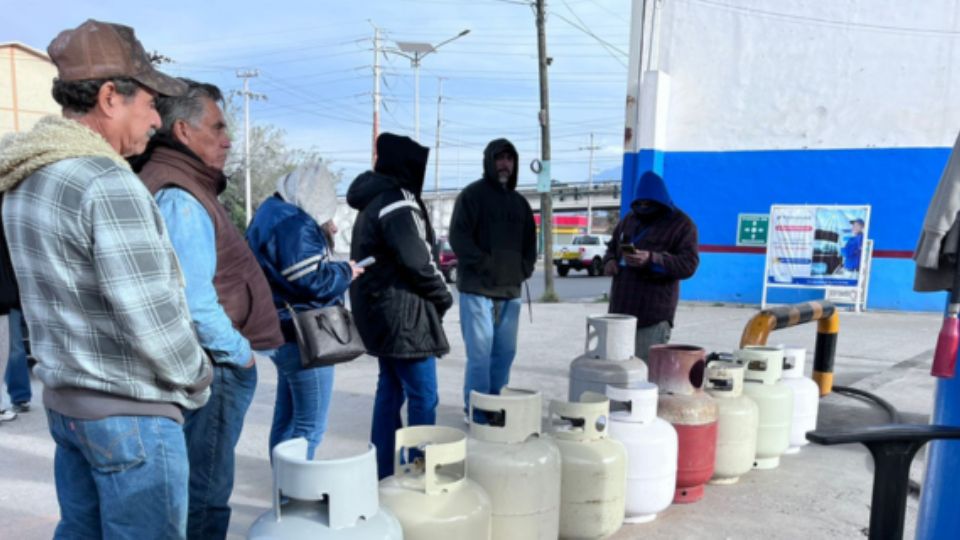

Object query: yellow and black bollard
[739,301,838,396]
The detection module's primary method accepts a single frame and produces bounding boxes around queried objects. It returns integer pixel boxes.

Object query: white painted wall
[647,0,960,151]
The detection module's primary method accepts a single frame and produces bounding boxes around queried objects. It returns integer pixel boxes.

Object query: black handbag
[285,303,366,368]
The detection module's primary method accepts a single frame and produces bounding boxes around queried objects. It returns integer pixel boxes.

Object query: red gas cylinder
[647,344,718,504]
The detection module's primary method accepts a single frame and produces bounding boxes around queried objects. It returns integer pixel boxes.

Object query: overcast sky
[2,0,632,189]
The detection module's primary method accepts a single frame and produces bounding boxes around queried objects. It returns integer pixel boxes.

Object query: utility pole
[237,69,259,226]
[579,132,601,234]
[372,25,382,166]
[536,0,557,301]
[434,77,444,236]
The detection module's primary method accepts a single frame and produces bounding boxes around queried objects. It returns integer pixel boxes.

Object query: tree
[220,95,341,231]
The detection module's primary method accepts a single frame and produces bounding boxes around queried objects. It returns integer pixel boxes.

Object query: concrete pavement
[0,301,944,539]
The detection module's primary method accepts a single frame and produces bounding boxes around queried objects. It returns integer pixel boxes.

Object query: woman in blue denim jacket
[247,163,363,458]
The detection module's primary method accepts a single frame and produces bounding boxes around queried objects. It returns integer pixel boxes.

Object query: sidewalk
[0,302,943,539]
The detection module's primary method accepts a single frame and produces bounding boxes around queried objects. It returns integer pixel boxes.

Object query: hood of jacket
[130,132,228,195]
[632,171,675,210]
[375,133,429,194]
[346,171,398,211]
[0,115,131,194]
[347,133,429,210]
[482,138,519,191]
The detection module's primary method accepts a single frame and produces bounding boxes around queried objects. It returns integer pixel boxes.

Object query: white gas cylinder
[781,347,820,454]
[606,382,677,524]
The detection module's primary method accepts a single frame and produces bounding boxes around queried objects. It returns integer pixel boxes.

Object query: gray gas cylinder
[248,438,403,539]
[569,314,648,401]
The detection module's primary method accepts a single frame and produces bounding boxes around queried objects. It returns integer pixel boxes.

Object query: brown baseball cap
[47,19,187,97]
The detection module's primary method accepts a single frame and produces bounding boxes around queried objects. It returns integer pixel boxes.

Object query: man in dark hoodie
[449,138,536,419]
[603,171,699,360]
[133,79,284,539]
[347,132,453,479]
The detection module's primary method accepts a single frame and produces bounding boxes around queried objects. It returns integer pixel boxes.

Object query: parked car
[436,237,458,283]
[552,234,611,277]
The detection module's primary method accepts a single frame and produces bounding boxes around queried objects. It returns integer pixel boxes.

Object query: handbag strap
[284,302,307,345]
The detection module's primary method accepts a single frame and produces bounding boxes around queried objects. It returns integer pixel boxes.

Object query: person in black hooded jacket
[347,132,453,479]
[449,138,536,419]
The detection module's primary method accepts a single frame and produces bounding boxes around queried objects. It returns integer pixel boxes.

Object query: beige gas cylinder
[705,361,759,484]
[466,389,561,540]
[569,314,648,401]
[549,392,627,540]
[781,347,820,454]
[380,425,492,540]
[737,346,794,470]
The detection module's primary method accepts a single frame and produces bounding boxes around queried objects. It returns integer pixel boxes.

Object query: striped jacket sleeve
[378,190,452,308]
[272,212,352,304]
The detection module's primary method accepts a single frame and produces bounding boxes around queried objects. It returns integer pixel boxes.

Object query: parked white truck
[552,234,611,277]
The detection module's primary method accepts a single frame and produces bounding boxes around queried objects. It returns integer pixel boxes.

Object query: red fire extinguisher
[931,233,960,378]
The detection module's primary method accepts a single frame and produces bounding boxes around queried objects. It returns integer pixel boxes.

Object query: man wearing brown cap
[0,19,212,539]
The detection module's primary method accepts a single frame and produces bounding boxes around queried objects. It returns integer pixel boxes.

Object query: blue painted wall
[622,147,952,311]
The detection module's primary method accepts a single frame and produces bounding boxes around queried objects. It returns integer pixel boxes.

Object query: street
[453,264,612,303]
[526,264,611,302]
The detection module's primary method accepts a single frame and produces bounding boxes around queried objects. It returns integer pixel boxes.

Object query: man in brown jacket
[133,79,283,539]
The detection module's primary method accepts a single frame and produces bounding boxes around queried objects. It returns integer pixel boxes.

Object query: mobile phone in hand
[357,256,376,268]
[621,244,637,254]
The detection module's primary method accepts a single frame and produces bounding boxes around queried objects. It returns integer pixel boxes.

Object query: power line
[684,0,960,36]
[556,1,628,65]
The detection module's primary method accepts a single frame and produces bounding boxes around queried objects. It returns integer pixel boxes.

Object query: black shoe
[12,402,29,413]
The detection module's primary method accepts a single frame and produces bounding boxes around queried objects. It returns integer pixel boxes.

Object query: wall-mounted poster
[763,205,871,310]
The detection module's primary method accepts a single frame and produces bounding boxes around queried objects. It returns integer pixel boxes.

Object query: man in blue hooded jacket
[603,171,699,359]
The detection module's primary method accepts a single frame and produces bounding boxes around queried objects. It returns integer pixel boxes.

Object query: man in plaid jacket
[0,20,211,539]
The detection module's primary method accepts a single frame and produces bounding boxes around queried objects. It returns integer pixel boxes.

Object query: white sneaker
[0,409,17,422]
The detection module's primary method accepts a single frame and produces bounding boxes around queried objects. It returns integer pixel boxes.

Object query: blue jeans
[182,360,259,540]
[269,342,334,460]
[4,308,31,404]
[460,292,522,412]
[371,356,438,479]
[47,409,189,539]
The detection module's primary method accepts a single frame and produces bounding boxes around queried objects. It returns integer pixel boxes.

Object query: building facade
[622,0,960,311]
[0,42,59,137]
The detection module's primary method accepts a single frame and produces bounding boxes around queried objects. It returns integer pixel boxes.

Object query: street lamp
[393,29,469,141]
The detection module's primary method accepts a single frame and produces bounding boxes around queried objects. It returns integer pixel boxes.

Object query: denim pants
[4,308,31,404]
[371,356,438,479]
[460,292,522,412]
[635,320,672,361]
[47,409,190,539]
[182,360,259,540]
[269,341,334,460]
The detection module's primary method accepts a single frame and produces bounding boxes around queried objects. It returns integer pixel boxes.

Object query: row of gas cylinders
[247,314,822,539]
[249,389,631,540]
[570,314,822,507]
